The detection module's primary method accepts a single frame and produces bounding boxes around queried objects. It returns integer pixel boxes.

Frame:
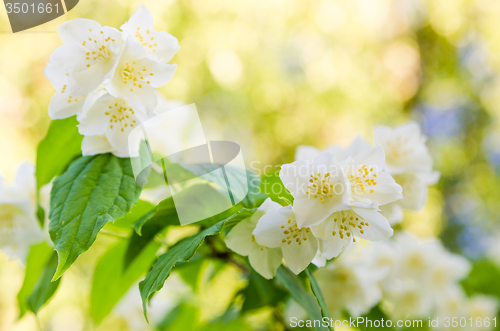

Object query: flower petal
[349,144,385,174]
[123,5,154,30]
[294,145,321,162]
[105,120,142,157]
[150,31,180,62]
[395,172,434,210]
[373,125,393,146]
[58,18,101,46]
[279,160,310,196]
[248,246,283,279]
[356,171,403,205]
[48,46,86,75]
[48,91,86,120]
[282,232,318,274]
[351,207,393,241]
[225,218,256,256]
[70,61,110,95]
[379,202,404,226]
[340,135,372,160]
[253,205,294,248]
[77,92,113,135]
[319,237,351,260]
[249,198,283,225]
[293,195,348,228]
[81,136,115,156]
[121,5,179,62]
[138,59,176,88]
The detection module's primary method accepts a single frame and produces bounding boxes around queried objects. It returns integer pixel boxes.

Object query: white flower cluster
[0,163,46,262]
[44,5,179,157]
[296,122,440,225]
[225,123,441,278]
[314,232,498,331]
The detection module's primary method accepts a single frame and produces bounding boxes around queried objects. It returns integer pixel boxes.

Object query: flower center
[83,29,116,67]
[349,165,377,194]
[106,100,137,132]
[0,204,24,230]
[280,218,310,245]
[386,137,414,165]
[306,172,334,204]
[135,27,158,54]
[330,210,370,243]
[121,62,153,92]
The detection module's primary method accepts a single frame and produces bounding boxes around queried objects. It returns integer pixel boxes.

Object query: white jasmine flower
[433,286,470,329]
[0,163,45,262]
[49,18,124,95]
[467,295,499,331]
[425,246,471,293]
[106,38,176,113]
[295,138,403,206]
[82,90,186,158]
[302,145,400,257]
[253,205,318,275]
[387,232,441,283]
[313,207,394,259]
[314,246,386,317]
[379,202,404,226]
[44,63,88,119]
[280,152,351,228]
[121,5,180,63]
[385,281,434,320]
[295,135,372,162]
[433,292,499,331]
[78,90,149,157]
[292,143,402,225]
[379,232,471,320]
[225,198,283,279]
[341,145,403,206]
[373,122,436,175]
[374,122,440,218]
[283,146,400,259]
[393,171,440,210]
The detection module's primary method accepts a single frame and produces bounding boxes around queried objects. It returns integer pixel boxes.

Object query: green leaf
[90,238,159,325]
[26,251,61,314]
[260,170,293,205]
[123,198,177,268]
[36,116,83,190]
[176,258,205,291]
[17,242,54,318]
[462,260,500,298]
[132,197,177,235]
[241,268,287,311]
[275,266,331,331]
[139,208,255,322]
[36,204,46,228]
[157,303,199,331]
[49,154,144,280]
[126,184,247,268]
[111,200,155,230]
[305,266,333,331]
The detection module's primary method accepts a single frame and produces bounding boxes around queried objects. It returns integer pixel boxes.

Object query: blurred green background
[1,0,500,330]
